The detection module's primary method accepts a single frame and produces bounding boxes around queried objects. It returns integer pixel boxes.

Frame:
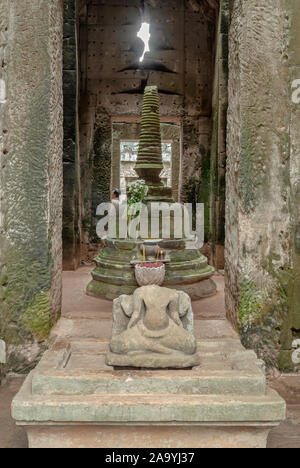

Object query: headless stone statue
[106,285,199,368]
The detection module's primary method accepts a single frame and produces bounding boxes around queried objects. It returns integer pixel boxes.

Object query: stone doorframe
[1,0,300,377]
[0,0,64,379]
[111,119,182,203]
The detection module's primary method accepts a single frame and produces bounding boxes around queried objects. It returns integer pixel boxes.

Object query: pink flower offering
[139,262,164,268]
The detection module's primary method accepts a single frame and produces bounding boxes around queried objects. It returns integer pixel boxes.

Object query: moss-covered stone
[239,279,282,369]
[239,263,292,370]
[239,279,270,329]
[22,293,53,342]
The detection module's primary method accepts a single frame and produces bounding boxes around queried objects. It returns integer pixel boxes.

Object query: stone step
[12,374,285,425]
[31,367,266,397]
[30,339,266,396]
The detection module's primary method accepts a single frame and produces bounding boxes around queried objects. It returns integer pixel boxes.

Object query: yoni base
[106,351,200,369]
[25,424,275,449]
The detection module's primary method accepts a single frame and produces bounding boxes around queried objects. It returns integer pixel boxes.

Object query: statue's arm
[169,295,183,327]
[128,293,143,328]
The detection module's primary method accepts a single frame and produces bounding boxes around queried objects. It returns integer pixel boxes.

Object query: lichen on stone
[22,292,53,342]
[239,278,270,330]
[239,265,292,369]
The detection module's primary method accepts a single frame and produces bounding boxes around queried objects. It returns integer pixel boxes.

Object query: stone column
[0,0,63,378]
[180,3,216,245]
[226,0,294,369]
[278,0,300,370]
[210,0,229,270]
[63,0,81,270]
[90,118,112,240]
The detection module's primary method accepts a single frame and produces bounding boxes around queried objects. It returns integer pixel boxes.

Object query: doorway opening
[62,0,224,270]
[112,121,181,203]
[119,140,172,199]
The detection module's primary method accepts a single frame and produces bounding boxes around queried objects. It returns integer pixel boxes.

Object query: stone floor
[61,267,227,322]
[1,267,299,448]
[0,376,27,448]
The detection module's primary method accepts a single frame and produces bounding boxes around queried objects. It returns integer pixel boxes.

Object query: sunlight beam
[137,22,151,62]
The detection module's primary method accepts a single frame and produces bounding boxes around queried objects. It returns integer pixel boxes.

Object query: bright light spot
[137,22,151,62]
[0,79,6,104]
[292,79,300,104]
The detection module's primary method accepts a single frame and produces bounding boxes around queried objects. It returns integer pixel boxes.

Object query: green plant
[127,179,148,206]
[127,179,149,228]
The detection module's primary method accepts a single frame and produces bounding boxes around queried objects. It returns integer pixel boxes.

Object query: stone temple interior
[65,0,224,272]
[0,0,300,449]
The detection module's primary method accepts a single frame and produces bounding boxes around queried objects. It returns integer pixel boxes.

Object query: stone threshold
[13,373,284,425]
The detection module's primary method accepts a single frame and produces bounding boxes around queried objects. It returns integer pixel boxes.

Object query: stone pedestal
[87,238,216,301]
[12,318,285,448]
[24,424,276,449]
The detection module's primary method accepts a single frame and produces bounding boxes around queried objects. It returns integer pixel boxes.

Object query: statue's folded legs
[106,285,199,368]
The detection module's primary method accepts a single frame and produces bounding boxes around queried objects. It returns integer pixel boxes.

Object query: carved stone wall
[63,0,81,270]
[0,0,10,382]
[280,0,300,371]
[210,0,229,269]
[225,0,300,371]
[0,0,63,380]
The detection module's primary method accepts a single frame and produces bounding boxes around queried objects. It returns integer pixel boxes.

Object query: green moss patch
[239,279,270,329]
[22,292,53,342]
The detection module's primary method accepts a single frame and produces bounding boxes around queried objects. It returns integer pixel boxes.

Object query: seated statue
[106,285,199,368]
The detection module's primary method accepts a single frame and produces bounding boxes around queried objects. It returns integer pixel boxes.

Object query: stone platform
[12,312,286,448]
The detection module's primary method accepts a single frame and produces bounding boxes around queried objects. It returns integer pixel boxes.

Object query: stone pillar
[181,4,216,245]
[0,0,63,378]
[278,0,300,370]
[63,0,81,270]
[226,0,295,370]
[90,118,112,241]
[210,0,229,270]
[0,4,10,377]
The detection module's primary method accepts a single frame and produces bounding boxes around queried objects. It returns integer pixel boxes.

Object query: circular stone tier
[87,238,216,301]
